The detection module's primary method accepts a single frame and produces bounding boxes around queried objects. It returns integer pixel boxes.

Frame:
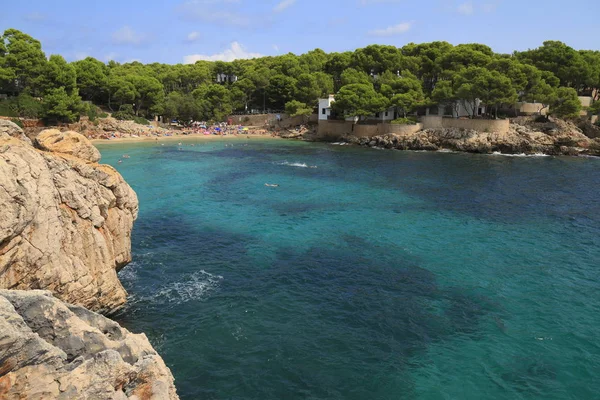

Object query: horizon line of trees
[1,28,600,124]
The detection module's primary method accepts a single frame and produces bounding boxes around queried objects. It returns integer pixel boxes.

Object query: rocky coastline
[333,117,600,157]
[0,120,179,399]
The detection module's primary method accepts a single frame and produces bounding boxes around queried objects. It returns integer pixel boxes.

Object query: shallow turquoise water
[97,139,600,400]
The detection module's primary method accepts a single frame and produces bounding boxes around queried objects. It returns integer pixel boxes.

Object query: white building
[431,99,486,118]
[318,94,396,122]
[216,73,238,84]
[318,95,335,121]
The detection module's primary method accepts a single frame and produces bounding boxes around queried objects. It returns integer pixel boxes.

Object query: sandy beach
[91,132,282,145]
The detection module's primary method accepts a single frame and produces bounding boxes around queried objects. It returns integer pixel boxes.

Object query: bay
[97,139,600,400]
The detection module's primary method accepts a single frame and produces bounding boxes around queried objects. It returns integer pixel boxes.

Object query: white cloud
[457,2,474,14]
[112,26,145,45]
[274,0,296,13]
[368,22,412,36]
[184,42,264,63]
[187,31,201,42]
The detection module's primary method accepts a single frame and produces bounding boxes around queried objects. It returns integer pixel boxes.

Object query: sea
[96,138,600,400]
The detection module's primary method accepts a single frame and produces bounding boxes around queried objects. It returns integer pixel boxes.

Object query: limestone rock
[0,121,138,314]
[0,119,32,145]
[0,289,179,399]
[35,129,101,163]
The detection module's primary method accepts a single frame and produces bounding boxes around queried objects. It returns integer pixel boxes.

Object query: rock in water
[0,289,179,399]
[0,122,139,314]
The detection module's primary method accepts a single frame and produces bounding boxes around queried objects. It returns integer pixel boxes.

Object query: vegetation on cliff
[1,29,599,123]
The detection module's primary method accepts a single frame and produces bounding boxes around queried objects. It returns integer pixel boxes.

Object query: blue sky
[1,0,598,64]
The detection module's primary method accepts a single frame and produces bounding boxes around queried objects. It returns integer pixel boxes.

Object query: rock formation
[344,117,599,156]
[0,121,138,314]
[0,289,178,399]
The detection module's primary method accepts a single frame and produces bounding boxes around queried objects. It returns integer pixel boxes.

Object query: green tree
[294,73,321,105]
[431,80,458,115]
[516,41,592,92]
[588,100,600,115]
[551,87,582,118]
[73,57,108,101]
[332,83,389,120]
[193,84,232,121]
[126,74,164,116]
[37,55,77,95]
[453,67,517,117]
[265,74,296,109]
[1,29,47,95]
[522,79,557,115]
[42,87,84,123]
[340,68,372,86]
[285,100,313,123]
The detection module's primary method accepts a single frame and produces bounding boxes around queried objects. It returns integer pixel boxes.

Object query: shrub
[243,116,251,122]
[391,117,418,125]
[10,118,24,128]
[99,112,109,118]
[133,116,149,125]
[3,93,42,119]
[534,114,549,123]
[113,104,135,121]
[41,88,85,123]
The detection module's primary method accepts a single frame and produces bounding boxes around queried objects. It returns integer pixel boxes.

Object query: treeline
[1,28,600,124]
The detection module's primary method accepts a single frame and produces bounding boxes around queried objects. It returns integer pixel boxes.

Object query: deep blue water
[97,139,600,400]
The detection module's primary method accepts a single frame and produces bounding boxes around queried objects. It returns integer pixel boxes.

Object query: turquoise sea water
[97,139,600,400]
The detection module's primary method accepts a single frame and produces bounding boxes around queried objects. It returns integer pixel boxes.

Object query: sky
[1,0,599,65]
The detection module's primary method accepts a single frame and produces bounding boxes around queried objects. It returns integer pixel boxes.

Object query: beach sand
[91,133,281,145]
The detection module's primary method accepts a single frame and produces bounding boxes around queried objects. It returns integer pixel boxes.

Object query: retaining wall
[317,120,423,139]
[421,116,509,134]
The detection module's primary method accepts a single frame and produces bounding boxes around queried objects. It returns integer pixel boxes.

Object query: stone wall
[516,102,548,116]
[421,116,510,134]
[317,117,509,140]
[317,120,352,140]
[317,120,423,140]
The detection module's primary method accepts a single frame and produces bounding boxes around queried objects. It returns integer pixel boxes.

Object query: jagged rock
[0,122,138,314]
[0,119,32,145]
[35,129,101,163]
[0,289,178,399]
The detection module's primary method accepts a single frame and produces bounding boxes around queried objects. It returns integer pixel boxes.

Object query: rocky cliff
[0,120,138,314]
[0,289,178,399]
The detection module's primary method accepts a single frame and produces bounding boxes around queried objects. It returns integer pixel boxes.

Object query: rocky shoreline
[0,120,179,399]
[302,117,600,157]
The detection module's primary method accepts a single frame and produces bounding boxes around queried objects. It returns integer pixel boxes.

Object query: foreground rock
[0,122,138,314]
[0,289,178,399]
[346,117,599,156]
